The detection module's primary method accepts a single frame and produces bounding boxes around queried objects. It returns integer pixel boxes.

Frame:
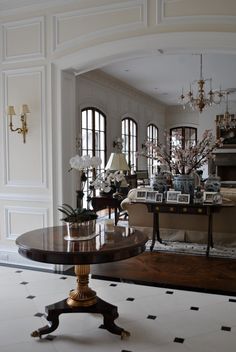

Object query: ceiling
[100,51,236,107]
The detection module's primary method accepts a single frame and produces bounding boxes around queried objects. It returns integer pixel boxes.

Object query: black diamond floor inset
[147,315,157,320]
[174,337,185,343]
[34,312,44,317]
[190,306,199,311]
[126,297,135,301]
[26,295,35,299]
[20,281,29,285]
[221,326,231,331]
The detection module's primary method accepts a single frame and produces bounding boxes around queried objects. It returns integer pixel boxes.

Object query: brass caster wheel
[31,330,40,338]
[121,330,130,340]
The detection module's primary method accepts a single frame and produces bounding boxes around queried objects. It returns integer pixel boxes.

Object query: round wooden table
[16,225,148,339]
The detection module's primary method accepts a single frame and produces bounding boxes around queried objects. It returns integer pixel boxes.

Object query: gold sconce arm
[7,104,30,143]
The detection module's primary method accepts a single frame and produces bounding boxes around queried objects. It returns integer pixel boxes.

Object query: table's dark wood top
[16,226,148,265]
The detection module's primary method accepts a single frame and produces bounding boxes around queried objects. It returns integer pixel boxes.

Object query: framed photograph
[203,191,217,203]
[166,191,181,203]
[146,191,158,202]
[177,193,190,204]
[136,190,147,201]
[155,193,163,203]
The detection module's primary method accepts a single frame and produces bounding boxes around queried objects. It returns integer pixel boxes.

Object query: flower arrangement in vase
[140,129,223,176]
[139,129,224,197]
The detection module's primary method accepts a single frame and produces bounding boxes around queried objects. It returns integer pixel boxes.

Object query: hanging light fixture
[180,54,224,113]
[216,91,236,130]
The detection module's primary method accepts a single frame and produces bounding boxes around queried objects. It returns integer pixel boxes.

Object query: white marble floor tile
[0,340,57,352]
[185,328,236,352]
[0,316,45,347]
[0,264,235,352]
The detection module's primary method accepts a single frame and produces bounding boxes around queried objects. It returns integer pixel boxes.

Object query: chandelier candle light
[216,91,236,130]
[180,54,223,113]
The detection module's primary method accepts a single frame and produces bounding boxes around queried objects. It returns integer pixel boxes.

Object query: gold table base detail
[66,264,97,307]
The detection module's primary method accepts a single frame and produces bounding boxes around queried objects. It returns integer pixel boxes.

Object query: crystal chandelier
[180,54,223,113]
[216,91,236,130]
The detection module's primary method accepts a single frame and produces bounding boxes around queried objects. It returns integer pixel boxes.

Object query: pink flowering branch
[138,129,223,175]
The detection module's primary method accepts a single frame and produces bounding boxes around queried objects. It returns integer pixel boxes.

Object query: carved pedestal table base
[31,264,130,339]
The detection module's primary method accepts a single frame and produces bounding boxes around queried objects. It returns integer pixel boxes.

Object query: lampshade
[105,152,130,171]
[7,106,16,116]
[21,104,30,114]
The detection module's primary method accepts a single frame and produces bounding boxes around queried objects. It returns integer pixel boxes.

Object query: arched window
[81,108,106,206]
[147,124,159,175]
[170,126,197,154]
[121,118,137,171]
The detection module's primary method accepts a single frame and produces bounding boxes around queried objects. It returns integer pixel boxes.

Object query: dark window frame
[81,107,107,206]
[121,117,138,172]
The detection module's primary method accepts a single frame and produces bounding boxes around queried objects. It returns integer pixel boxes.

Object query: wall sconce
[7,104,30,143]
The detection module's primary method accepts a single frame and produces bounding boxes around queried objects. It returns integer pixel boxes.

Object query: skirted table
[16,225,148,339]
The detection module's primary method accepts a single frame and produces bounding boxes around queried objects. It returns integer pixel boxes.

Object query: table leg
[150,211,161,251]
[31,264,130,339]
[114,207,118,225]
[207,210,213,257]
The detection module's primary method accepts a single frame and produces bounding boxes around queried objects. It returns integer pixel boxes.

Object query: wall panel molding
[2,66,48,189]
[2,16,45,63]
[156,0,236,25]
[52,0,147,52]
[0,193,51,202]
[4,205,49,240]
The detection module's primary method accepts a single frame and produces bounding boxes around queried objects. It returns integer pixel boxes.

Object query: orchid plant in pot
[58,154,102,240]
[58,203,98,240]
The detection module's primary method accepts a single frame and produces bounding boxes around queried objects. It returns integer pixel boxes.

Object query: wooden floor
[91,251,236,296]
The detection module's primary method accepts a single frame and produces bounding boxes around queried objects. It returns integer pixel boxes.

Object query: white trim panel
[4,205,49,240]
[0,193,51,202]
[2,16,45,63]
[3,66,48,189]
[156,0,236,25]
[52,0,147,52]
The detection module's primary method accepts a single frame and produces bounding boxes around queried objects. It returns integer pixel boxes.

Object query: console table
[16,225,147,339]
[91,196,122,225]
[136,201,234,256]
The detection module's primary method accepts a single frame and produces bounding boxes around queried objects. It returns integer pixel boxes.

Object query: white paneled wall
[0,0,235,269]
[2,16,45,63]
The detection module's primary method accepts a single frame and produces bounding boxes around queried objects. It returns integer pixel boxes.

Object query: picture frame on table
[203,191,217,203]
[136,190,147,201]
[155,193,163,203]
[177,193,190,204]
[145,191,163,203]
[146,191,158,202]
[166,191,181,203]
